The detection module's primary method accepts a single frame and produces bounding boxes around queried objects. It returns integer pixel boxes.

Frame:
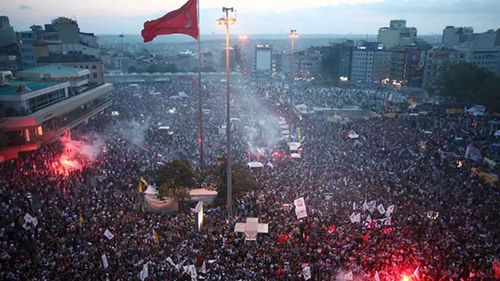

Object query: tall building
[423,47,464,92]
[441,27,500,75]
[0,65,112,161]
[389,42,431,88]
[442,26,474,47]
[0,16,16,47]
[0,16,21,72]
[15,17,100,70]
[351,43,390,83]
[320,42,353,80]
[378,20,417,49]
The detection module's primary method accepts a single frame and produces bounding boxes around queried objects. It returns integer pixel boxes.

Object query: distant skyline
[1,0,499,36]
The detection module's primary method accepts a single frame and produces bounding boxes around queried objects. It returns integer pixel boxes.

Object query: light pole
[289,29,298,79]
[288,29,298,141]
[217,7,237,218]
[238,35,248,74]
[119,34,124,74]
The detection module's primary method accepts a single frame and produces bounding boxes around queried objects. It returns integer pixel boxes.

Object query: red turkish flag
[493,260,500,280]
[327,224,336,234]
[141,0,199,42]
[277,233,289,243]
[275,266,283,279]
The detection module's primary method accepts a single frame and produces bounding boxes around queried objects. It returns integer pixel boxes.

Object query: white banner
[102,254,109,269]
[302,266,312,280]
[377,204,386,215]
[139,263,149,281]
[166,257,176,267]
[385,205,395,217]
[189,264,197,281]
[350,213,361,223]
[104,229,115,240]
[367,201,376,213]
[294,197,308,219]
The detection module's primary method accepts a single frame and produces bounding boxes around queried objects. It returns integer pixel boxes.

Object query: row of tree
[436,62,500,113]
[155,157,257,206]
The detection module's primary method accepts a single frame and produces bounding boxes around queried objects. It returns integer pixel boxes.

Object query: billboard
[255,46,272,72]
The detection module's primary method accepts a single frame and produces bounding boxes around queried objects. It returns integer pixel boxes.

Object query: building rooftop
[0,80,62,96]
[18,64,90,79]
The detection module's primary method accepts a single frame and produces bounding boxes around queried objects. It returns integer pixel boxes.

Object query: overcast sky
[2,0,499,35]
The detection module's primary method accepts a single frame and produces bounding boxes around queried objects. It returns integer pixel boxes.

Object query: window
[93,73,98,79]
[92,65,97,69]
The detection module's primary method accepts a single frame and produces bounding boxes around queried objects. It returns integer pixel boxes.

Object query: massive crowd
[0,76,498,280]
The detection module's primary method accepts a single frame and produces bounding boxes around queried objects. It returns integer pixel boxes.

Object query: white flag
[139,263,149,281]
[377,204,386,215]
[24,213,33,223]
[102,254,109,269]
[374,271,381,281]
[362,200,368,211]
[31,217,38,227]
[266,162,274,168]
[413,266,419,278]
[103,229,115,240]
[176,259,186,271]
[350,213,361,223]
[302,266,312,280]
[189,264,197,281]
[385,205,395,217]
[24,213,35,224]
[353,202,357,210]
[344,271,353,280]
[166,257,176,267]
[294,197,308,219]
[367,200,376,213]
[200,261,206,274]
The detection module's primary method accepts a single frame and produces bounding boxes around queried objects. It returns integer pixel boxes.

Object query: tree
[158,179,189,201]
[156,159,196,199]
[209,156,258,206]
[437,62,500,112]
[165,64,178,73]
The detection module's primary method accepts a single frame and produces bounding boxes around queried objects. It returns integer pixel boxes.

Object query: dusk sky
[2,0,499,35]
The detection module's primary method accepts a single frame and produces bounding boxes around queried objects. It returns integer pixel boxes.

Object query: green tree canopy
[437,62,500,112]
[156,159,196,199]
[209,156,258,206]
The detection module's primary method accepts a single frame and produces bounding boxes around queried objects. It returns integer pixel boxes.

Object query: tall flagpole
[196,0,205,172]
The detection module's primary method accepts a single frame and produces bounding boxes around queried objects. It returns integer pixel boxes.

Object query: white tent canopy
[248,161,264,168]
[189,188,217,202]
[287,142,301,151]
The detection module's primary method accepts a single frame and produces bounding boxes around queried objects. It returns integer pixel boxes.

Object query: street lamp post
[289,30,298,78]
[217,7,237,218]
[288,29,298,141]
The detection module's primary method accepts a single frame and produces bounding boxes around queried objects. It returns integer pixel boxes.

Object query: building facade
[378,20,417,49]
[15,17,100,71]
[423,47,464,92]
[351,43,390,83]
[0,65,112,161]
[37,54,104,84]
[389,43,431,88]
[440,27,500,75]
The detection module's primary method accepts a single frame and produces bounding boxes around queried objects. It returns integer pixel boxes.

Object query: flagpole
[196,0,205,172]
